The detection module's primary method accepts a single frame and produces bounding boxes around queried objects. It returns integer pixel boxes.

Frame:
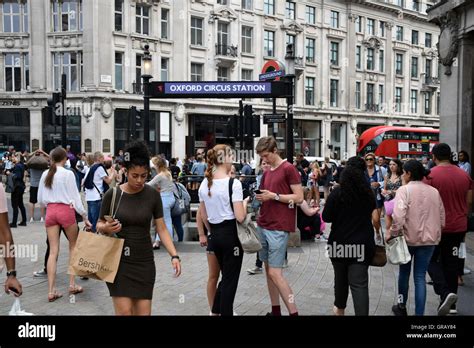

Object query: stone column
[82,0,98,88]
[29,108,43,150]
[29,0,46,90]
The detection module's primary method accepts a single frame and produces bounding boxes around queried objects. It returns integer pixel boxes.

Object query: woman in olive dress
[97,141,182,315]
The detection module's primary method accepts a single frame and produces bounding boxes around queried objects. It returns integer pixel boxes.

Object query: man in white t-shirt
[0,183,23,296]
[84,152,114,232]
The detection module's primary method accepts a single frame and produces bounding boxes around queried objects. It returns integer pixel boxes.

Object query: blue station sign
[149,81,290,99]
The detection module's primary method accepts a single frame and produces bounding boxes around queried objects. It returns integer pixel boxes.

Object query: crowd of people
[1,138,473,317]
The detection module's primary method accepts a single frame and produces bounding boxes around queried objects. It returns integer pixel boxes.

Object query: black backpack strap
[228,177,234,213]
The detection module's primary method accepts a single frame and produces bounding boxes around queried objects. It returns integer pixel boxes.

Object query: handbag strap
[110,187,117,216]
[228,177,234,213]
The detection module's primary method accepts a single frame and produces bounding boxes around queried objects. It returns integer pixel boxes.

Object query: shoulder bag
[386,186,412,265]
[229,178,262,254]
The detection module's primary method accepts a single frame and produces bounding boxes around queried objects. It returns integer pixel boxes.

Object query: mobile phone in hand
[254,189,262,194]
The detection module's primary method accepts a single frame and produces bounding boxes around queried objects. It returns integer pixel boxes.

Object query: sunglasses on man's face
[365,158,374,162]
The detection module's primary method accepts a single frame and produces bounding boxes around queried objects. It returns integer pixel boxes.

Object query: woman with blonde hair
[308,161,321,207]
[198,144,248,315]
[148,156,176,249]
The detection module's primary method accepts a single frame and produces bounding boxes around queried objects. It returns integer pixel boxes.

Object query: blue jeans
[155,192,175,242]
[172,214,184,242]
[398,245,436,315]
[87,200,102,232]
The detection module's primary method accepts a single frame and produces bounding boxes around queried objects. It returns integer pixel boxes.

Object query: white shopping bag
[9,298,34,316]
[0,257,4,273]
[459,242,467,259]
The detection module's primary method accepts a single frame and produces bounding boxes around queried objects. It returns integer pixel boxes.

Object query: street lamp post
[142,45,152,145]
[285,44,295,164]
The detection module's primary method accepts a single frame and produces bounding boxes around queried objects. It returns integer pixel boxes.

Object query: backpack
[171,182,191,217]
[83,163,109,197]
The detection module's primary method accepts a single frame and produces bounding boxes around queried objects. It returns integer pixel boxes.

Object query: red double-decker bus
[357,126,439,159]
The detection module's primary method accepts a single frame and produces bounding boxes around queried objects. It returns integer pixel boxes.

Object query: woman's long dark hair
[45,147,67,189]
[403,160,430,181]
[339,156,374,204]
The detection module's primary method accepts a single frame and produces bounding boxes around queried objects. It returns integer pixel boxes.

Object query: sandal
[48,291,63,302]
[69,285,83,295]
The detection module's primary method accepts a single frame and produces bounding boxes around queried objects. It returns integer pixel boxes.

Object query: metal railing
[132,81,143,94]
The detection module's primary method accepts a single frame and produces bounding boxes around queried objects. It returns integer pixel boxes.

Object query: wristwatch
[274,193,280,201]
[171,255,181,262]
[6,270,17,278]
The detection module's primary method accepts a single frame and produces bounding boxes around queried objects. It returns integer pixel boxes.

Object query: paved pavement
[1,190,474,316]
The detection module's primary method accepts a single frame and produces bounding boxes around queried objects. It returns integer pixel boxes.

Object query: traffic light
[243,104,260,138]
[129,106,142,137]
[47,92,61,125]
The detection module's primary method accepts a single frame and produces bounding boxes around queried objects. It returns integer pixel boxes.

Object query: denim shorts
[257,227,289,268]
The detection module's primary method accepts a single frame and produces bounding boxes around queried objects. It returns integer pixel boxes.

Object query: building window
[114,0,122,32]
[3,1,28,33]
[217,67,229,81]
[217,21,229,52]
[161,58,169,81]
[191,17,203,46]
[241,0,252,10]
[161,8,169,39]
[366,83,375,111]
[52,0,82,32]
[53,52,81,91]
[217,0,227,4]
[379,49,384,72]
[330,41,339,66]
[379,21,385,37]
[379,85,384,105]
[115,52,123,90]
[305,77,315,105]
[410,90,418,113]
[395,87,402,112]
[241,69,253,81]
[396,25,404,41]
[264,30,274,56]
[286,34,296,55]
[330,79,338,107]
[136,5,149,35]
[426,58,432,78]
[306,38,315,63]
[413,0,420,11]
[306,6,315,25]
[367,48,374,70]
[356,45,361,69]
[264,0,274,15]
[396,0,404,8]
[412,30,419,45]
[424,92,431,114]
[355,16,362,33]
[135,54,142,91]
[436,92,440,115]
[411,57,418,78]
[425,33,432,48]
[191,63,203,81]
[285,1,295,20]
[330,10,339,28]
[395,53,403,75]
[367,18,375,35]
[4,53,21,91]
[241,26,253,54]
[355,81,361,109]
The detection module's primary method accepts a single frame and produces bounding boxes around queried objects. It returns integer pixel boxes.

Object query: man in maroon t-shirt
[255,137,303,316]
[424,143,473,315]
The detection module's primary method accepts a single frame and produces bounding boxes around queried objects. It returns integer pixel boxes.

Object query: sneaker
[33,269,47,278]
[265,312,273,316]
[392,304,407,316]
[282,259,288,268]
[438,293,458,316]
[29,218,34,223]
[315,234,328,242]
[449,304,458,315]
[464,268,471,275]
[247,267,263,275]
[18,221,27,226]
[9,223,17,228]
[40,217,44,223]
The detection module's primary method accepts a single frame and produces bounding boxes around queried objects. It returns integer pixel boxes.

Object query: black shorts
[29,186,38,204]
[206,234,215,254]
